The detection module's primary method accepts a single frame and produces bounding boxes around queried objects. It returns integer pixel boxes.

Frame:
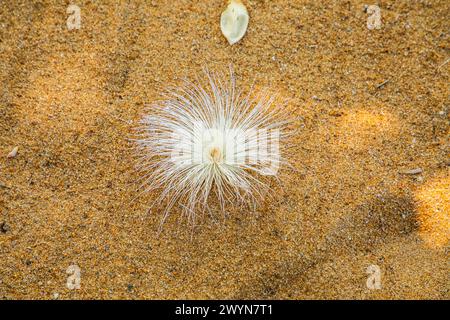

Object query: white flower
[135,69,291,226]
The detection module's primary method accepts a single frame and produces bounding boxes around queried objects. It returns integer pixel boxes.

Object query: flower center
[208,146,222,163]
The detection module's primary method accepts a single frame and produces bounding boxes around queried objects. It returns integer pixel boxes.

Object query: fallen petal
[220,0,249,45]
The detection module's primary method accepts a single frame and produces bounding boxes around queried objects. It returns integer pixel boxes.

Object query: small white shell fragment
[7,146,18,158]
[401,168,423,175]
[220,0,249,45]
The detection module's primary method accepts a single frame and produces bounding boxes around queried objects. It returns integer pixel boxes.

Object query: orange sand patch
[333,109,401,152]
[415,172,450,249]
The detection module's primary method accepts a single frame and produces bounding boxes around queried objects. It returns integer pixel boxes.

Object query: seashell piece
[220,0,249,45]
[7,146,18,158]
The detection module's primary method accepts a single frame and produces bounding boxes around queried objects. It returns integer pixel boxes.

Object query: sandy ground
[0,0,449,299]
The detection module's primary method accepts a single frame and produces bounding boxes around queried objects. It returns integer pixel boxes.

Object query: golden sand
[0,0,448,299]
